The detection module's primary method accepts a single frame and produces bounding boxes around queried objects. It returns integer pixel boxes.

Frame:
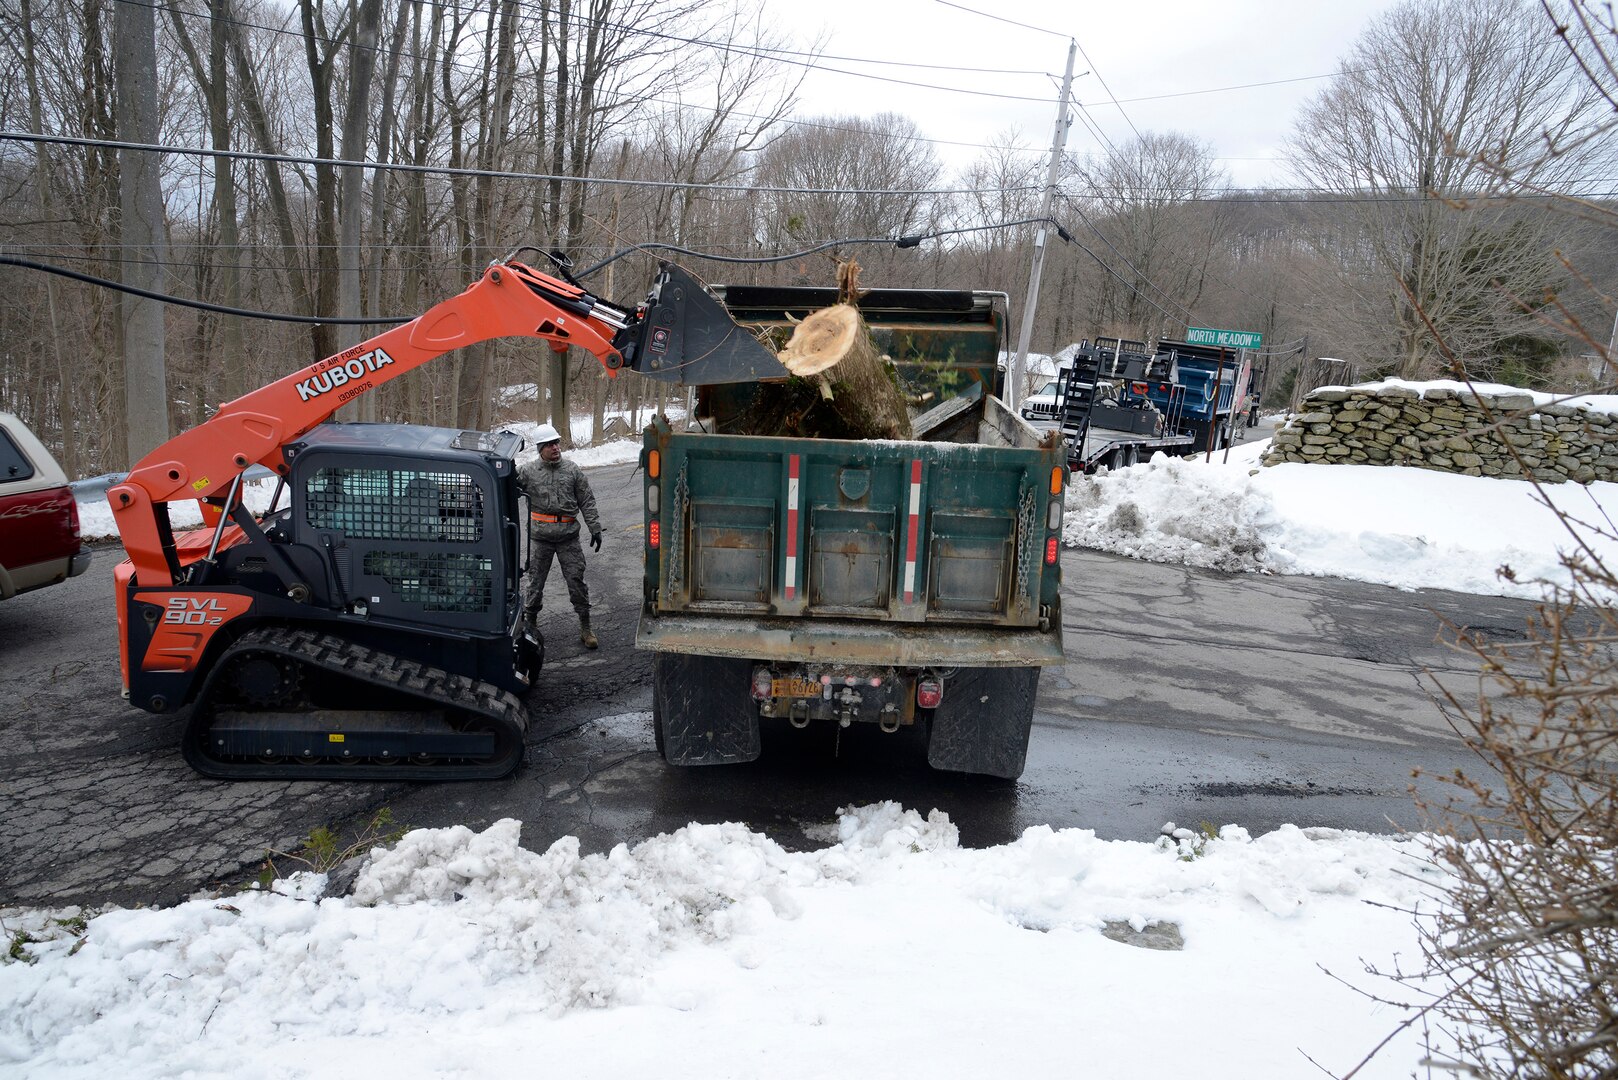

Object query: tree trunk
[362,0,412,422]
[336,0,383,362]
[728,306,912,440]
[114,0,168,463]
[227,1,313,339]
[300,0,342,363]
[169,0,247,405]
[20,0,73,474]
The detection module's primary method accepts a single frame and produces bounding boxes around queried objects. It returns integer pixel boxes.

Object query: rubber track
[183,626,529,780]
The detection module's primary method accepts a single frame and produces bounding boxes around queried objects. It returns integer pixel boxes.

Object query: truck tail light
[647,483,660,514]
[1047,499,1062,530]
[1049,467,1063,495]
[916,676,943,710]
[647,449,661,478]
[649,520,660,548]
[1046,537,1059,564]
[751,666,773,701]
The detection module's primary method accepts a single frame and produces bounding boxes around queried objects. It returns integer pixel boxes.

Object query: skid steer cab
[118,424,539,780]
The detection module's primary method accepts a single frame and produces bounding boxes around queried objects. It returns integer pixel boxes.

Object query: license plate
[771,677,822,699]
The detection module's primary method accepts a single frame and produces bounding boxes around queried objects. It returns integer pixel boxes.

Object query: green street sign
[1186,327,1263,350]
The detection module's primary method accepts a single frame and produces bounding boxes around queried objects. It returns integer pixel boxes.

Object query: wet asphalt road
[0,458,1532,909]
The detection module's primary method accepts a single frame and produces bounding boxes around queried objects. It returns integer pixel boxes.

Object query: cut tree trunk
[727,304,912,440]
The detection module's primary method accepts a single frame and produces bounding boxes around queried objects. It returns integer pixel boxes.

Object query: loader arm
[110,258,782,588]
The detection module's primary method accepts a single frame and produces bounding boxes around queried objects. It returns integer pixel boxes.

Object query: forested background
[0,0,1613,476]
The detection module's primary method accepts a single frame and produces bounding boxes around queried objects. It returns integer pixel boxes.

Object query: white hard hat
[534,423,561,445]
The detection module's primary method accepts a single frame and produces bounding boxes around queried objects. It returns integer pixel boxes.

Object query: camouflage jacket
[516,455,601,542]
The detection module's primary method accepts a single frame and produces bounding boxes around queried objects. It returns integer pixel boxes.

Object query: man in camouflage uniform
[517,424,602,648]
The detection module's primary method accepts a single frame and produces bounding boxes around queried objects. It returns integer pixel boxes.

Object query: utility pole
[1008,39,1078,412]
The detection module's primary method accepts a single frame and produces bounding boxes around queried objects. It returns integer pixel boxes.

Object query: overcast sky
[766,0,1408,189]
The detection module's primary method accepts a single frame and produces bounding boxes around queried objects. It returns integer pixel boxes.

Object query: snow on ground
[1064,413,1618,601]
[0,805,1455,1079]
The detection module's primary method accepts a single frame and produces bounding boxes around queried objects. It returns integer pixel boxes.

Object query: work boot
[579,617,598,650]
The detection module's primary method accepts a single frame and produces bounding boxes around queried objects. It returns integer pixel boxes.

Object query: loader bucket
[620,264,791,385]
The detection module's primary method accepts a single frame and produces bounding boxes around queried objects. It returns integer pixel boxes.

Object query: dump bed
[639,394,1066,668]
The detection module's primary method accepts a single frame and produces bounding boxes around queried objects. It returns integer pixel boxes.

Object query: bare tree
[643,0,805,249]
[954,130,1044,330]
[299,0,366,362]
[167,0,247,404]
[15,0,76,473]
[227,0,317,355]
[1068,131,1227,342]
[336,0,384,359]
[1286,0,1605,379]
[115,0,169,459]
[754,112,944,285]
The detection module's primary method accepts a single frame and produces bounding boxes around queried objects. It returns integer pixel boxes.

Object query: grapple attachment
[616,263,790,385]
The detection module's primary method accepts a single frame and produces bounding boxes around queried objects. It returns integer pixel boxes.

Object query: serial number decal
[295,347,396,402]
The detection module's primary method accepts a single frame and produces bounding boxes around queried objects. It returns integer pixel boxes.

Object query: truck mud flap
[926,666,1040,780]
[652,652,761,766]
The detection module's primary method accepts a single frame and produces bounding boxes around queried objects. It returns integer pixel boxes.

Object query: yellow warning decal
[328,733,346,743]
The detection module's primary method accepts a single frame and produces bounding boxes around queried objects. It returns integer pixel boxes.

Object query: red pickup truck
[0,412,90,599]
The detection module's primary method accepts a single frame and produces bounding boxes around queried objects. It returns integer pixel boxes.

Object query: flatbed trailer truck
[1053,336,1251,473]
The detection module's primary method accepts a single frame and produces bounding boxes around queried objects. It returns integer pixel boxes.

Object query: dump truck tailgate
[641,413,1064,640]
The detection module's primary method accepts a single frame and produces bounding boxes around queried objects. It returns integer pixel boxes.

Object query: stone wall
[1260,384,1618,484]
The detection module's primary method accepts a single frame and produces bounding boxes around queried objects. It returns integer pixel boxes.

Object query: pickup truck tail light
[916,675,943,710]
[751,666,773,701]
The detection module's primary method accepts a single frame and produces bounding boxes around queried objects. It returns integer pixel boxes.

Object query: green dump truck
[637,283,1066,779]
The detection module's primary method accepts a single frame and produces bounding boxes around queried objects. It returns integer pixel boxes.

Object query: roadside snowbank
[0,804,1450,1079]
[1065,444,1618,599]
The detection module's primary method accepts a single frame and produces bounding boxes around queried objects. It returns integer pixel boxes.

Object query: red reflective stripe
[903,459,922,603]
[785,454,800,600]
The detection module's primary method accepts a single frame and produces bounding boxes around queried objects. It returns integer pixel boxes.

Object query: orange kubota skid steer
[111,261,786,780]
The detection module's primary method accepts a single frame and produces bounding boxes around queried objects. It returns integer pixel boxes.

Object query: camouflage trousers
[522,534,590,625]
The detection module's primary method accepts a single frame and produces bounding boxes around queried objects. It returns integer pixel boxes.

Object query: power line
[1055,164,1618,202]
[932,0,1070,39]
[1080,71,1341,109]
[9,129,1610,205]
[576,217,1066,278]
[1059,232,1188,327]
[0,131,1040,198]
[1054,191,1196,325]
[0,217,1064,319]
[134,0,1063,114]
[1072,41,1144,146]
[131,0,1059,166]
[1067,93,1121,162]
